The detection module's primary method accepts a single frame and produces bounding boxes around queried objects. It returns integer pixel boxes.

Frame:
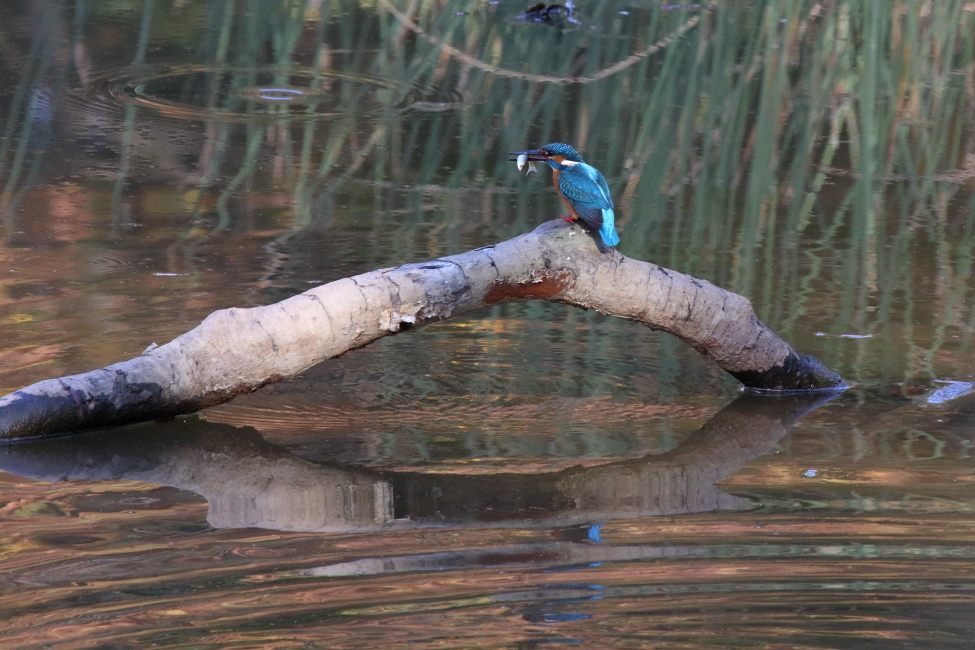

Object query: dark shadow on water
[0,390,839,537]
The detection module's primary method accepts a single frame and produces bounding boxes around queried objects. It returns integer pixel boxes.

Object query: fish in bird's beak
[516,154,538,175]
[508,149,546,175]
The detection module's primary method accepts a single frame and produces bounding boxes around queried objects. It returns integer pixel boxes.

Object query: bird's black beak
[507,149,548,162]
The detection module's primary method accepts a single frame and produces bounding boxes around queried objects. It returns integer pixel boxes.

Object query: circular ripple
[68,65,466,123]
[107,66,402,122]
[87,253,135,276]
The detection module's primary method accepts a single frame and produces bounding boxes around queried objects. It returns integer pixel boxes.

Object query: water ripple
[64,65,466,124]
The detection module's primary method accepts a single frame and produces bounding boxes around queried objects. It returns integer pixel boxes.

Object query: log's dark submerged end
[0,385,167,443]
[0,392,83,442]
[731,352,847,392]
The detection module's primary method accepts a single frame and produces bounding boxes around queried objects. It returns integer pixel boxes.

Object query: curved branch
[0,220,844,441]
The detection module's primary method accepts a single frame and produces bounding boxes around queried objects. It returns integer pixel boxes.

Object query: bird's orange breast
[552,168,578,219]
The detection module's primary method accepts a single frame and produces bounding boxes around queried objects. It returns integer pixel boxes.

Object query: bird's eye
[540,150,549,156]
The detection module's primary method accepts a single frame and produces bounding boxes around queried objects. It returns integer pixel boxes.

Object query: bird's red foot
[559,215,577,223]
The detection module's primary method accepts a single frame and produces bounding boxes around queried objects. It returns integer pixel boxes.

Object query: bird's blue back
[557,163,620,247]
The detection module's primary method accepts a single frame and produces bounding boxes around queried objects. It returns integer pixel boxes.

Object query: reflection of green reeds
[111,0,156,225]
[195,0,975,386]
[0,5,60,224]
[5,0,974,391]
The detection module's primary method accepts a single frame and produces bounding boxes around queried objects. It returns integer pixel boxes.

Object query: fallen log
[0,219,844,441]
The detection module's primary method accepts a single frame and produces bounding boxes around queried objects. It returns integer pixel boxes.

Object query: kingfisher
[508,143,620,247]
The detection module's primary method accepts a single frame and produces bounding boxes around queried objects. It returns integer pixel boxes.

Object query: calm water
[3,0,975,647]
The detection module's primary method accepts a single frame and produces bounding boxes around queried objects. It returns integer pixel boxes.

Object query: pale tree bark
[0,220,844,441]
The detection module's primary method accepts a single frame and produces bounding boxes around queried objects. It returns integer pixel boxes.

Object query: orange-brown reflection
[21,391,975,650]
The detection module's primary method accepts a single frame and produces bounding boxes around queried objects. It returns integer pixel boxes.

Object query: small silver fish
[516,153,537,175]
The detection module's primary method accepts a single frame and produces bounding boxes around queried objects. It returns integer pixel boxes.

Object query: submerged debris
[925,380,975,405]
[518,1,580,25]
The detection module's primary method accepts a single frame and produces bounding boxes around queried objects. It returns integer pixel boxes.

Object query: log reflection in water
[0,391,838,535]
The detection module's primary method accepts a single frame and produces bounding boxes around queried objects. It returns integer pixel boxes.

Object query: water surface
[2,0,975,647]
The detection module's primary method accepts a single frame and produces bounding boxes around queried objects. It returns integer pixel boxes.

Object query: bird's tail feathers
[600,209,620,247]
